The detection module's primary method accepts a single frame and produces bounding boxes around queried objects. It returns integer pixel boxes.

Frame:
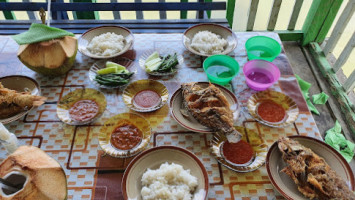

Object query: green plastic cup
[245,36,281,61]
[203,55,239,86]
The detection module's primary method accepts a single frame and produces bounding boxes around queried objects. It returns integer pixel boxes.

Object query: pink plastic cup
[243,60,280,91]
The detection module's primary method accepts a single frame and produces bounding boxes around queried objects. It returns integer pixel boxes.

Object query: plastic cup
[203,55,239,86]
[245,36,281,62]
[243,60,280,91]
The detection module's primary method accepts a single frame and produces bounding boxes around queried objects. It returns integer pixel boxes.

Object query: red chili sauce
[69,100,99,122]
[222,140,254,165]
[257,100,286,123]
[133,89,161,109]
[110,123,143,150]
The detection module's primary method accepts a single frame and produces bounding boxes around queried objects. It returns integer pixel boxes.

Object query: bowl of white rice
[122,146,209,200]
[183,23,237,57]
[78,26,134,59]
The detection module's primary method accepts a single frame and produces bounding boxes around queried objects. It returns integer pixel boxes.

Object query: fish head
[278,137,304,156]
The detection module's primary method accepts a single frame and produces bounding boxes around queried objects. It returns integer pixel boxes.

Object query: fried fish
[181,82,241,142]
[0,82,46,119]
[278,137,355,200]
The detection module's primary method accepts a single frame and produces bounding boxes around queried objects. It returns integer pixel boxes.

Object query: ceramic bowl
[89,57,136,89]
[123,79,169,112]
[56,88,106,125]
[122,146,209,200]
[0,75,41,124]
[170,82,240,133]
[78,25,134,59]
[247,90,299,127]
[98,112,151,158]
[138,49,184,76]
[183,23,237,57]
[266,135,355,200]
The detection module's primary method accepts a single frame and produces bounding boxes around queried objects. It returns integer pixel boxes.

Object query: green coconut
[18,36,77,76]
[0,146,67,200]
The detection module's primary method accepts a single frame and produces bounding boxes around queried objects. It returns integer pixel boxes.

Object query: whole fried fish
[278,137,355,200]
[0,82,46,118]
[181,82,241,143]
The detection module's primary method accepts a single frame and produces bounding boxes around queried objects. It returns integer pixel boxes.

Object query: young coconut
[0,146,67,200]
[18,36,77,76]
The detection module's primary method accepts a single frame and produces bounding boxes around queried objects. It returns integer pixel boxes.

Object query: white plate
[78,25,134,59]
[266,136,355,200]
[183,23,237,57]
[122,146,209,200]
[170,82,240,133]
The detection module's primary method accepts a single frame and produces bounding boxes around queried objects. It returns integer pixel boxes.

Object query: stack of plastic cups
[244,36,282,91]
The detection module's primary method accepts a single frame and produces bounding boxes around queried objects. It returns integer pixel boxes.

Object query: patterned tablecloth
[0,32,321,200]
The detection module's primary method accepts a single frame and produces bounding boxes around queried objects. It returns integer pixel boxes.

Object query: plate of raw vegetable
[139,49,183,76]
[89,57,136,89]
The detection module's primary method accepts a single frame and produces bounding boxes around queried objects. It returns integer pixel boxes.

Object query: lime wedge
[97,66,117,75]
[106,61,127,71]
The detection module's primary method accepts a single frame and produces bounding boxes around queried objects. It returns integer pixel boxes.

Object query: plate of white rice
[183,23,237,57]
[78,26,134,59]
[122,146,209,200]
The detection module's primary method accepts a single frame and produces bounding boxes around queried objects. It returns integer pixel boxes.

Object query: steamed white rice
[86,32,125,56]
[141,162,198,200]
[190,30,227,54]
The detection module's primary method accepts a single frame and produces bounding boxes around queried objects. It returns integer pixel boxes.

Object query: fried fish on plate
[278,137,355,200]
[181,82,241,142]
[0,82,46,119]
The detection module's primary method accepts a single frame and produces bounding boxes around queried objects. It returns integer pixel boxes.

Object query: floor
[283,41,355,171]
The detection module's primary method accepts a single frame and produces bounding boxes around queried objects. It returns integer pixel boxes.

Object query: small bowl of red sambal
[57,88,107,126]
[247,90,299,128]
[98,112,151,158]
[210,126,268,172]
[122,79,169,112]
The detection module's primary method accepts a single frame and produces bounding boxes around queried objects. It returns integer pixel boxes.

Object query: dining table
[0,31,322,200]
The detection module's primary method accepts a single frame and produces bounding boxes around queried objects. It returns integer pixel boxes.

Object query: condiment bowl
[183,23,237,57]
[98,112,151,158]
[122,79,169,112]
[245,36,281,61]
[122,146,209,200]
[211,126,268,173]
[56,88,107,125]
[203,55,239,85]
[78,25,134,59]
[243,59,280,91]
[247,90,299,128]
